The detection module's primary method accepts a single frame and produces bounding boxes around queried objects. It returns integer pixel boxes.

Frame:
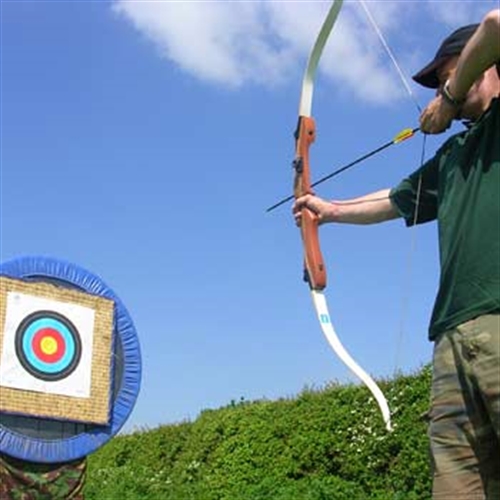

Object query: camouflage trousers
[430,314,500,500]
[0,453,86,500]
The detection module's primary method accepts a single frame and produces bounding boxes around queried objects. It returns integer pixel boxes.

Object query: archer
[294,9,500,500]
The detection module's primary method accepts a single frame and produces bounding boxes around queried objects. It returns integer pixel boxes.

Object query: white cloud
[320,4,406,105]
[112,0,490,106]
[112,1,297,87]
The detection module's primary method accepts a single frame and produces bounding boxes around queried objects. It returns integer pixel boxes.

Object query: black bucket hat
[412,23,479,88]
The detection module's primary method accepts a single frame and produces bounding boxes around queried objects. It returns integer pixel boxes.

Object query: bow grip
[293,116,327,291]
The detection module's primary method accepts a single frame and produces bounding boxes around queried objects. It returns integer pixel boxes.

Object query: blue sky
[1,0,494,432]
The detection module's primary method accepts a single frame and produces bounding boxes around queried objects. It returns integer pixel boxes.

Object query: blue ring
[22,317,76,374]
[0,255,142,463]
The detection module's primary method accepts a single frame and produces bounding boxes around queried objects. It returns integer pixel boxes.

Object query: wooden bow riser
[293,115,327,291]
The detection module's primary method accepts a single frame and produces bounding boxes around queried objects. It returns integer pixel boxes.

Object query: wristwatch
[440,79,466,107]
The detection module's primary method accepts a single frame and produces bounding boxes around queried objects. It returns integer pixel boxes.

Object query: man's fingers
[293,194,311,213]
[293,194,314,227]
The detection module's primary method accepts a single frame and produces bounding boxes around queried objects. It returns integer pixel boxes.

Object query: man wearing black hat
[294,8,500,500]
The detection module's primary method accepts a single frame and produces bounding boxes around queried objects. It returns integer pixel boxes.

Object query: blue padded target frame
[0,255,142,463]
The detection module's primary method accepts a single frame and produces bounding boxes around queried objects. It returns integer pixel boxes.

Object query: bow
[293,0,392,431]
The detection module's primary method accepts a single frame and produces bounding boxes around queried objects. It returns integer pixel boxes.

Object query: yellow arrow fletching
[393,128,416,144]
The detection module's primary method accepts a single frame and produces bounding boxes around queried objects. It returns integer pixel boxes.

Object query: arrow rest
[293,157,304,174]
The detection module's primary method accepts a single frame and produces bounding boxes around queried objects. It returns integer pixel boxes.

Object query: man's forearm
[332,189,400,225]
[449,9,500,99]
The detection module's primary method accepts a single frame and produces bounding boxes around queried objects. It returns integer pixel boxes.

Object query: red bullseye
[32,328,65,364]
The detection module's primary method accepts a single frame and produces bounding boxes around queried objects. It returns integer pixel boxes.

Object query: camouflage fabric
[0,453,86,500]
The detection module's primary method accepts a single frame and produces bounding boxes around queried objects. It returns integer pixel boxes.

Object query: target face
[0,292,95,398]
[15,311,82,381]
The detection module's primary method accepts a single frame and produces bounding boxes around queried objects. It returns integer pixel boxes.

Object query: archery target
[0,292,95,398]
[1,256,140,462]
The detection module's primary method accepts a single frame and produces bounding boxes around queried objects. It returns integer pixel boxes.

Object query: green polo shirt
[390,97,500,340]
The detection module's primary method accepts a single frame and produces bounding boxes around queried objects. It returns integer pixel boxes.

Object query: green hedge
[85,366,432,500]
